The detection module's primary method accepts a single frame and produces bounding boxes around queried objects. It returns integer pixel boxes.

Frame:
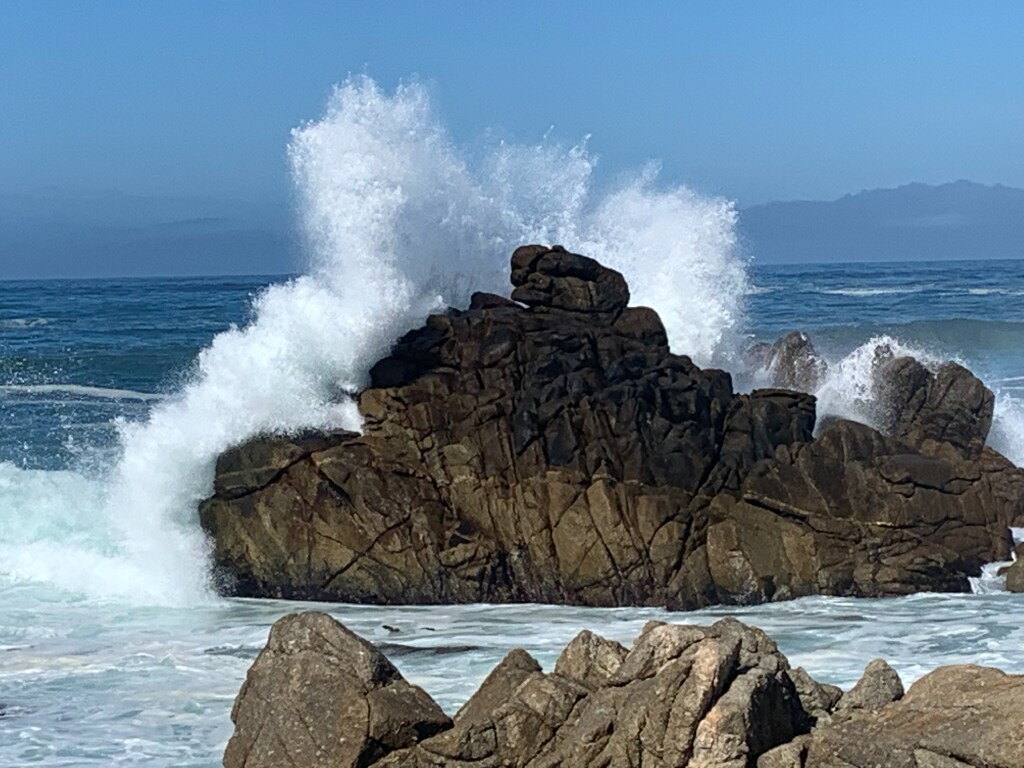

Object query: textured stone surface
[759,664,1024,767]
[199,246,1024,608]
[873,355,995,460]
[763,331,827,391]
[1000,543,1024,592]
[228,614,1024,768]
[223,612,450,768]
[836,658,904,713]
[378,617,807,768]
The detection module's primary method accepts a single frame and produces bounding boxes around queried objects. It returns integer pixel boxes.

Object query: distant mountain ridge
[0,188,297,279]
[740,180,1024,264]
[2,181,1022,278]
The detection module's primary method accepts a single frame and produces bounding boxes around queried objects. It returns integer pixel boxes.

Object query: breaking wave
[0,76,748,604]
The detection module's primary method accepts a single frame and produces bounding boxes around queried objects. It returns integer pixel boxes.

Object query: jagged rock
[763,332,827,391]
[377,618,808,767]
[836,658,904,713]
[509,244,629,313]
[199,246,1024,608]
[873,356,994,459]
[223,612,450,768]
[785,667,842,724]
[996,542,1024,592]
[759,664,1024,767]
[229,614,1024,768]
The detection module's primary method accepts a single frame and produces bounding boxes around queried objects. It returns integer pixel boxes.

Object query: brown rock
[199,247,1024,610]
[874,356,995,459]
[510,245,630,313]
[794,665,1024,767]
[836,658,904,713]
[223,611,450,768]
[381,617,808,768]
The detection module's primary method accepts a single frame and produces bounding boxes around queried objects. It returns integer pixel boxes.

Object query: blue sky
[2,1,1022,208]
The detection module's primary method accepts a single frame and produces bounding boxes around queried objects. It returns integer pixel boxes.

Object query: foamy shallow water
[3,583,1024,767]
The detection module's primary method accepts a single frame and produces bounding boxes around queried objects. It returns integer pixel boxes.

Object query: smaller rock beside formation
[873,354,994,460]
[223,612,450,768]
[760,664,1024,767]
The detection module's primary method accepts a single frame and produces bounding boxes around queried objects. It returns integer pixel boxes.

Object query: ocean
[3,78,1024,765]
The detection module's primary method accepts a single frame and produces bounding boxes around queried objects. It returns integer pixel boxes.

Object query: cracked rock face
[198,246,1024,608]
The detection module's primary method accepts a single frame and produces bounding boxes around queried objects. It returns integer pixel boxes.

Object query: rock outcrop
[223,612,450,768]
[227,612,1024,768]
[230,613,812,768]
[199,245,1024,608]
[758,664,1024,767]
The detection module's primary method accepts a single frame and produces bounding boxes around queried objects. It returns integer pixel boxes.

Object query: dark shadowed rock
[223,612,450,768]
[764,332,827,391]
[200,246,1024,609]
[785,667,842,724]
[874,356,994,459]
[510,244,630,313]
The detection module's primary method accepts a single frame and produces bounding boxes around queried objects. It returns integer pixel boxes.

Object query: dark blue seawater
[0,276,287,469]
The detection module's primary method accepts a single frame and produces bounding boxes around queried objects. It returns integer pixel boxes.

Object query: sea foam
[11,76,746,604]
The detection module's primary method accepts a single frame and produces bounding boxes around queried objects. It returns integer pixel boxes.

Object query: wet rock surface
[229,613,1024,768]
[199,246,1024,608]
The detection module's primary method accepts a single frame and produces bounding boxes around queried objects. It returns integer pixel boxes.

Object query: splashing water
[773,333,1024,467]
[6,76,747,604]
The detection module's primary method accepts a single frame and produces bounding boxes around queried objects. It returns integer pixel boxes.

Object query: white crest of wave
[788,334,1024,468]
[0,76,746,604]
[811,335,946,427]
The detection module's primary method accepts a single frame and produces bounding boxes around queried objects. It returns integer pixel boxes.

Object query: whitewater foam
[0,384,166,402]
[7,76,747,604]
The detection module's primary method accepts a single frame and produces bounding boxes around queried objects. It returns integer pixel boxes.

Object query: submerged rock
[199,245,1024,608]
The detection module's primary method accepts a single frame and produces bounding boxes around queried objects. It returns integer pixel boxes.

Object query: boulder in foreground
[228,612,1024,768]
[223,612,450,768]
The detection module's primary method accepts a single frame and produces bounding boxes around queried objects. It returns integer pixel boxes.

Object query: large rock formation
[227,612,1024,768]
[199,245,1024,608]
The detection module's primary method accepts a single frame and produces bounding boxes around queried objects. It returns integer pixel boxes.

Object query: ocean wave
[0,317,52,329]
[819,287,926,297]
[20,76,749,605]
[0,385,166,402]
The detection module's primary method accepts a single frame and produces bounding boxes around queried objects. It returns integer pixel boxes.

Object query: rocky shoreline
[224,610,1024,768]
[199,245,1024,607]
